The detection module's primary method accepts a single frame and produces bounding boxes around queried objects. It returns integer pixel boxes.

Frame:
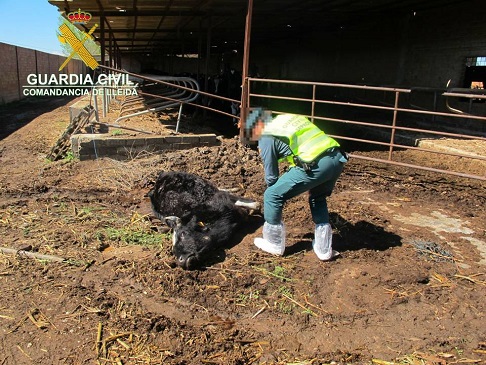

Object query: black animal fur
[148,171,255,269]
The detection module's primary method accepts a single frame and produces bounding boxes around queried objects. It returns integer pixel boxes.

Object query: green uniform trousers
[263,149,346,225]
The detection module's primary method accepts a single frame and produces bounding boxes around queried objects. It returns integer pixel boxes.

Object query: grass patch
[102,227,167,247]
[92,212,171,248]
[111,129,124,136]
[63,151,76,162]
[252,264,293,282]
[236,290,261,306]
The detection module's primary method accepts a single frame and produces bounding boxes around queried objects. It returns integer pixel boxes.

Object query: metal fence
[244,77,486,181]
[98,65,239,127]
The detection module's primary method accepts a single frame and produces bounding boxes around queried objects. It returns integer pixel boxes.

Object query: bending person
[244,108,348,260]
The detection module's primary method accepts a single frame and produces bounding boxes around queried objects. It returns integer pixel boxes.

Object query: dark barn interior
[46,0,486,88]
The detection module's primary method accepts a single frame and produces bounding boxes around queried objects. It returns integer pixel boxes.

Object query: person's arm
[258,136,280,186]
[258,136,292,186]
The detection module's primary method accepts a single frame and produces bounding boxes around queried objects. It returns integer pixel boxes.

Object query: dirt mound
[0,97,485,365]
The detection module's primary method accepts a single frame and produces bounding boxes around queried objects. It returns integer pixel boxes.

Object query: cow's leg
[213,191,261,211]
[234,197,260,210]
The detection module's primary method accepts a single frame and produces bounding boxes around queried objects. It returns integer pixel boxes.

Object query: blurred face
[250,119,265,141]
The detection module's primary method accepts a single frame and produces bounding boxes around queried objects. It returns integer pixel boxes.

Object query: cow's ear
[165,216,182,229]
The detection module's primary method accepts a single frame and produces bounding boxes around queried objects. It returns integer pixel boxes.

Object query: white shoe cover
[313,223,340,261]
[254,237,285,256]
[253,222,285,256]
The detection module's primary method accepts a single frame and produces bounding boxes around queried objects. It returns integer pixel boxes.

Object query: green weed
[63,151,76,162]
[102,227,167,247]
[271,265,292,282]
[274,285,295,314]
[236,290,261,305]
[277,285,293,297]
[276,300,294,314]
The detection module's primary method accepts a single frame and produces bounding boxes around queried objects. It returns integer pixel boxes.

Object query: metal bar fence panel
[246,77,486,181]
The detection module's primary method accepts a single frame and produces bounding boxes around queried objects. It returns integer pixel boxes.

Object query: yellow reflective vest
[262,114,340,163]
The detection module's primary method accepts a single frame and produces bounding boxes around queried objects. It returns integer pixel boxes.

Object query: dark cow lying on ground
[148,171,260,269]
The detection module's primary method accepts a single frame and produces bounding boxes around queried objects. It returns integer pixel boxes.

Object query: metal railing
[87,67,485,181]
[245,77,486,181]
[95,65,243,133]
[115,75,200,127]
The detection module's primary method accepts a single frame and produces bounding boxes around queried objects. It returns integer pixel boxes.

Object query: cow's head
[165,216,212,270]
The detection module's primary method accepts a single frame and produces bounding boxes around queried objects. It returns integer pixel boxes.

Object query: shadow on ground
[286,213,402,256]
[0,96,76,140]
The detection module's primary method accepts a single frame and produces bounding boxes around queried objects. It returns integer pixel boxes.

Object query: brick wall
[36,51,50,75]
[17,47,37,97]
[49,53,61,76]
[0,44,20,103]
[0,42,86,104]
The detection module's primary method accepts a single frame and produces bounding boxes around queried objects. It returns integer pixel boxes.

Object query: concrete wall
[0,42,87,104]
[251,2,486,89]
[402,4,486,89]
[71,133,220,160]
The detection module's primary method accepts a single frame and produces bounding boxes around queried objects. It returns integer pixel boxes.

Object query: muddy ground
[0,97,485,365]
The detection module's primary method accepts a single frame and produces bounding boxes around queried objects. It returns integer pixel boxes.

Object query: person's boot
[313,223,340,261]
[254,222,285,256]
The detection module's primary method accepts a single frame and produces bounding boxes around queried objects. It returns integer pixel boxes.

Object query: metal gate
[243,77,486,181]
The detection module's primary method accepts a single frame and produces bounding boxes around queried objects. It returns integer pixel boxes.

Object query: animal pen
[57,65,486,181]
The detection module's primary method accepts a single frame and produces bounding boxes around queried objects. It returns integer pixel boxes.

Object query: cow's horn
[165,216,181,228]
